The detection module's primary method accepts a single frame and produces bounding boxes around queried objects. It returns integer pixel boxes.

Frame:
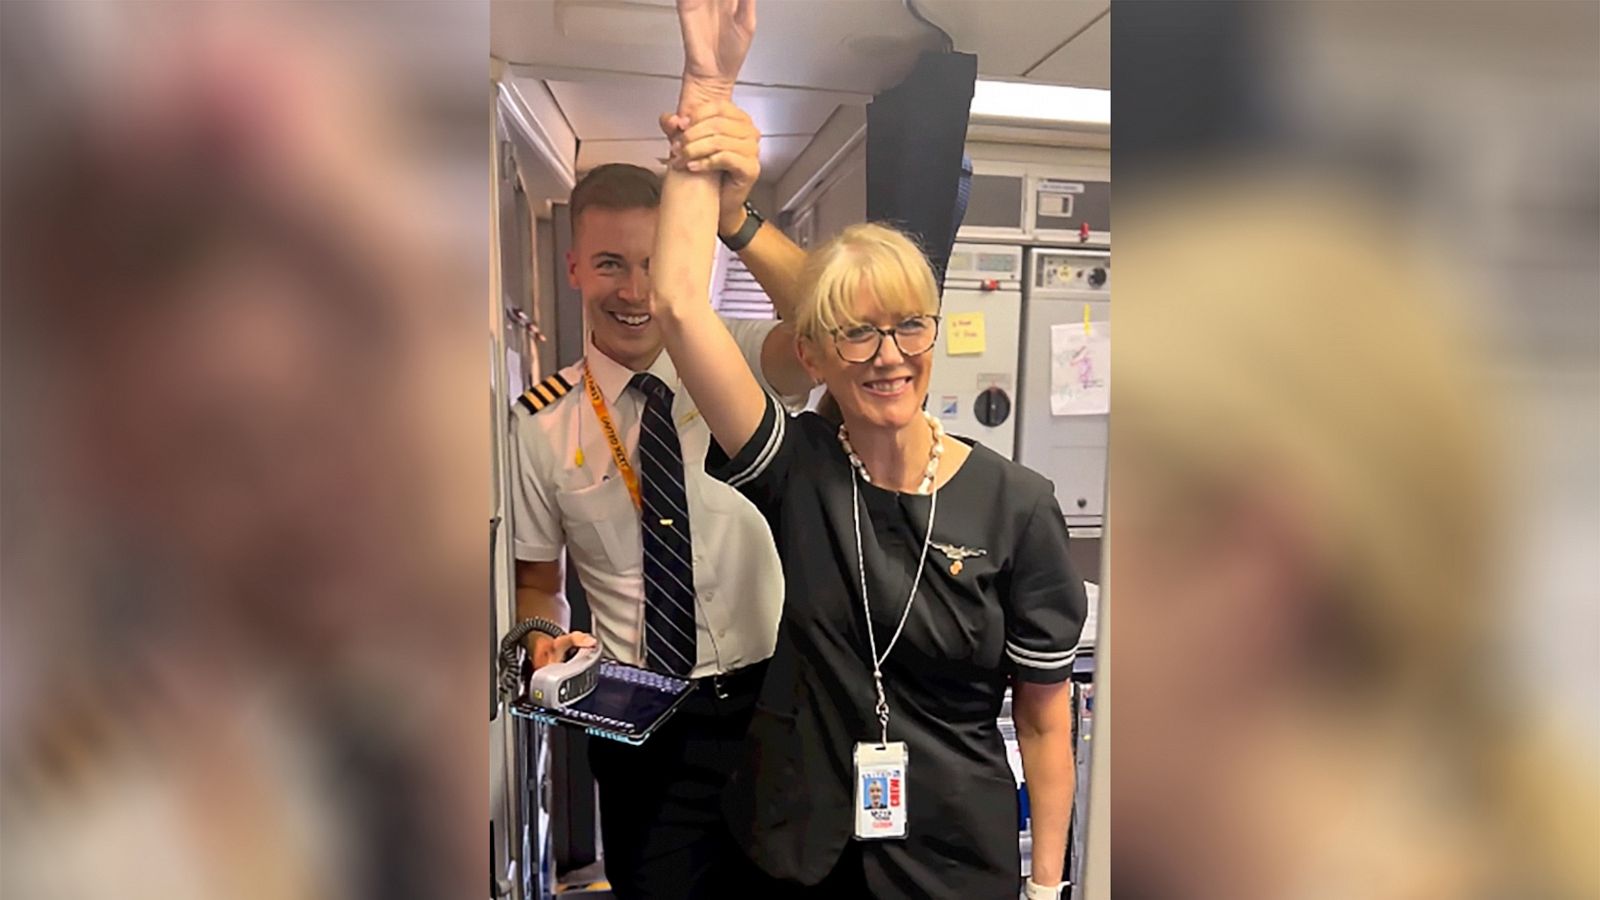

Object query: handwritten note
[1050,322,1110,415]
[946,312,987,356]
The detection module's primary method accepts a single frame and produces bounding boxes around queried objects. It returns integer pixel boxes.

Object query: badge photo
[853,741,909,840]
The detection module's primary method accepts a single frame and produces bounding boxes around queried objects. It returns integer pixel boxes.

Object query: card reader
[526,644,602,710]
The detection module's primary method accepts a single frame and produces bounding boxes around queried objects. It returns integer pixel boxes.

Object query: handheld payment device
[526,644,602,710]
[500,617,695,746]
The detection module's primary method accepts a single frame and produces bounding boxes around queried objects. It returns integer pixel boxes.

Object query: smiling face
[802,289,936,431]
[795,223,942,434]
[568,205,661,370]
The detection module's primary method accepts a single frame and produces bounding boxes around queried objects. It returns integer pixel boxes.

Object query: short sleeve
[719,316,808,409]
[509,411,564,562]
[704,392,803,515]
[1002,489,1088,684]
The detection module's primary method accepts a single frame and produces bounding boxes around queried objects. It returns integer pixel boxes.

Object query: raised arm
[662,101,808,322]
[732,220,808,321]
[652,0,770,456]
[659,98,812,398]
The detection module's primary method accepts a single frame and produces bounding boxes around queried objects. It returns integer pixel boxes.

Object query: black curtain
[865,51,978,292]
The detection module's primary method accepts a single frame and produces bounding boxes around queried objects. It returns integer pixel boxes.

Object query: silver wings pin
[931,542,987,575]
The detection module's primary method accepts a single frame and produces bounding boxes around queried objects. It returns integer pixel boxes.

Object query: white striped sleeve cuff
[1005,640,1077,671]
[725,394,786,489]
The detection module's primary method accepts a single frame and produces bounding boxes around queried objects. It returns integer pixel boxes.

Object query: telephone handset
[502,617,694,745]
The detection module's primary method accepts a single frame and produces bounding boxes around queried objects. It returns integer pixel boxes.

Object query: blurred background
[1,3,489,898]
[5,1,1595,899]
[1109,2,1598,898]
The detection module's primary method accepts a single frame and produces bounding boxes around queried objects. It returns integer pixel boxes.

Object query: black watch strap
[719,201,764,252]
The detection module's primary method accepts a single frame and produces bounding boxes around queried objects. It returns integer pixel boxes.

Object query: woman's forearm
[1018,725,1076,885]
[653,77,769,455]
[653,113,723,326]
[1015,680,1078,887]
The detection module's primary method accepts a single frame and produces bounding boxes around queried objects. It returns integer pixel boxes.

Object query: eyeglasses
[830,315,941,364]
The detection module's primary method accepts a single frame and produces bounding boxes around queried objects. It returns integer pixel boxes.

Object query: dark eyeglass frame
[829,314,942,364]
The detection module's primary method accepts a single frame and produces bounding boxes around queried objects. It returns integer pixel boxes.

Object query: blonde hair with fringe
[794,223,940,343]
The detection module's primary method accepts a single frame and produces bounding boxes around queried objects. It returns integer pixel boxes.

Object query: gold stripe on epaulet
[538,373,573,400]
[517,373,574,414]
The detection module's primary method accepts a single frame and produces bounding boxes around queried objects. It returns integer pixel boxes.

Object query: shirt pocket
[555,477,639,573]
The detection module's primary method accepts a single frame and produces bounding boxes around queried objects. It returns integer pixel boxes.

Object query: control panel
[1033,249,1111,293]
[946,244,1024,283]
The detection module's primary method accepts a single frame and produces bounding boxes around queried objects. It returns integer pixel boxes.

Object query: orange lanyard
[583,365,643,512]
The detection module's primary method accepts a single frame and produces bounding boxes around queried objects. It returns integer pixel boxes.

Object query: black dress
[709,397,1087,899]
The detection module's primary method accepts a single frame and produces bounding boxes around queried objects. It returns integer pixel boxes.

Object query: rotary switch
[1087,267,1107,288]
[974,386,1012,428]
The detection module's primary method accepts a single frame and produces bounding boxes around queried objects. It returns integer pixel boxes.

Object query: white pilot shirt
[511,318,796,677]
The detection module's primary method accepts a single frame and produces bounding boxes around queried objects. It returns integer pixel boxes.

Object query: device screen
[565,669,686,736]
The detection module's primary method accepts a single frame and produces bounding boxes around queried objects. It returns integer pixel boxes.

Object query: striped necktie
[630,371,698,675]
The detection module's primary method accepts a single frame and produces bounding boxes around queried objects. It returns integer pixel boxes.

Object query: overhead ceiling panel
[542,78,846,144]
[492,0,940,95]
[915,0,1106,79]
[1025,10,1109,88]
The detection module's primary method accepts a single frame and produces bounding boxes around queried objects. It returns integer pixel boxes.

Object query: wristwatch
[719,201,764,252]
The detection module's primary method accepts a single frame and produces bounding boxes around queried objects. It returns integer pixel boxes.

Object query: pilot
[508,146,811,896]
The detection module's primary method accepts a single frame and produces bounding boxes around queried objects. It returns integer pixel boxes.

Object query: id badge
[852,741,909,840]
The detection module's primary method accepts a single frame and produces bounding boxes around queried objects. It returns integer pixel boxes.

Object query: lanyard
[583,365,643,512]
[851,473,937,746]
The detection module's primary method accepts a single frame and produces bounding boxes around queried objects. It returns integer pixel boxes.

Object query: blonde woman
[655,4,1086,896]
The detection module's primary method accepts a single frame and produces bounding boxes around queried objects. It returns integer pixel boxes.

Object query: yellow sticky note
[946,312,987,356]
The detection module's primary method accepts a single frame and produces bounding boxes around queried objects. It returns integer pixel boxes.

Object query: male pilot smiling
[510,127,809,896]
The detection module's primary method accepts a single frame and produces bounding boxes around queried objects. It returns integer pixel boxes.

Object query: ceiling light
[970,79,1110,126]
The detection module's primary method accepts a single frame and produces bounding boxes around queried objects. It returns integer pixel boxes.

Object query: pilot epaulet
[517,372,575,414]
